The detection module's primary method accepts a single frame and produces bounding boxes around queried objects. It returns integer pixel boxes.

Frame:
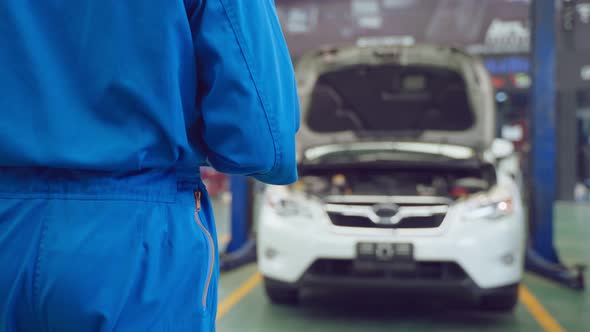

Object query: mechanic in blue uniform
[0,0,299,331]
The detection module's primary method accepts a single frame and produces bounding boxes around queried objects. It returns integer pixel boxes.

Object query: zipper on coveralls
[194,190,215,309]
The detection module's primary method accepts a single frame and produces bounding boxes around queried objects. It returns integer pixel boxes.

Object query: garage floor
[214,202,590,332]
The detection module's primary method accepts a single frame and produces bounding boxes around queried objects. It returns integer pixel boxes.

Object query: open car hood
[295,44,496,160]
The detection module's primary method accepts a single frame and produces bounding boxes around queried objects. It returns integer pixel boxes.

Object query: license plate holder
[354,242,416,272]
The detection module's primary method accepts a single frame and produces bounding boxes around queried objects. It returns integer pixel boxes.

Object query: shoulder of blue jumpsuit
[188,0,300,185]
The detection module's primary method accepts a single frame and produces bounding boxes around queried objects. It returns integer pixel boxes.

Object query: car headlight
[463,187,514,220]
[265,185,311,217]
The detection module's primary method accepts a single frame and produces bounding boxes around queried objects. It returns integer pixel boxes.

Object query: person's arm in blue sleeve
[189,0,300,185]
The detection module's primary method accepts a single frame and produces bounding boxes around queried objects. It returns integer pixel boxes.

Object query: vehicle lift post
[220,175,257,271]
[526,0,585,290]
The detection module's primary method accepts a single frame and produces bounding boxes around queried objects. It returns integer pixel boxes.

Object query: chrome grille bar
[323,195,452,206]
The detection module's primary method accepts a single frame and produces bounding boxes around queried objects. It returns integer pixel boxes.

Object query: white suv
[257,45,526,312]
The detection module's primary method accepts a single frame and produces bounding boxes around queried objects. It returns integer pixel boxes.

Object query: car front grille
[307,259,468,281]
[327,213,446,229]
[323,195,450,229]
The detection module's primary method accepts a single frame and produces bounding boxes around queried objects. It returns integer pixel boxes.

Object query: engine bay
[297,165,496,200]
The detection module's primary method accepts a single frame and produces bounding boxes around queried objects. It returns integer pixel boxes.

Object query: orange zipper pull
[194,191,202,211]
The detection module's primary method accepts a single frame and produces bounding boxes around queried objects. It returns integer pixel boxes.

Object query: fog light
[265,247,278,260]
[501,253,515,265]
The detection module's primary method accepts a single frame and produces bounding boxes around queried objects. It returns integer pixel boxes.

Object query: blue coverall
[0,0,299,331]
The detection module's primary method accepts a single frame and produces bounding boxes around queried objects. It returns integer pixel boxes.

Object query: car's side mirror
[491,138,515,160]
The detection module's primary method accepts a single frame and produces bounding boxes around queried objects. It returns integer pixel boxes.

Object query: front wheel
[264,278,300,305]
[479,284,519,312]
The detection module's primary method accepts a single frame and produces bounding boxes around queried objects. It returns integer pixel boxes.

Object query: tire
[479,284,519,312]
[264,278,300,305]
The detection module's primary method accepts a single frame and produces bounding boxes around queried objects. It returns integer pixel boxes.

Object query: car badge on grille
[372,203,401,224]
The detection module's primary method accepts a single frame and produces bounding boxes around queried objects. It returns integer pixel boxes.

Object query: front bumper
[257,202,525,290]
[265,273,519,301]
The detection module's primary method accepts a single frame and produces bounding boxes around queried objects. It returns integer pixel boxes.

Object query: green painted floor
[214,201,590,332]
